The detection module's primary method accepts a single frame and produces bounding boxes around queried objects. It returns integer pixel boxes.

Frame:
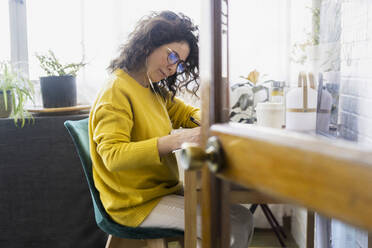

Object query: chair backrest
[64,118,109,224]
[64,118,184,239]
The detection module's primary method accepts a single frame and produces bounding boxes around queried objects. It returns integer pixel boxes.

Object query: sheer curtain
[26,0,201,106]
[0,1,11,62]
[229,0,312,86]
[229,0,290,85]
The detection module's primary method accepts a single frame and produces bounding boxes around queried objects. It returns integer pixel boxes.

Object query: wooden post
[307,211,315,248]
[185,170,198,248]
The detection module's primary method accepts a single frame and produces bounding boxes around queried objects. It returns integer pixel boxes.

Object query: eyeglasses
[167,48,186,74]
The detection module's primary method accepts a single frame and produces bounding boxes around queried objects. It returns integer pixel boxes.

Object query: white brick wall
[332,0,371,248]
[339,0,372,148]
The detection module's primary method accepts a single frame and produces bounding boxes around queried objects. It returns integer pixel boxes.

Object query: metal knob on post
[179,136,224,173]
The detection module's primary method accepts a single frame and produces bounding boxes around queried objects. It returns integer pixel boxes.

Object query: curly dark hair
[108,11,199,99]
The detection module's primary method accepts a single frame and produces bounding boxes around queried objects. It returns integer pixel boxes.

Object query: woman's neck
[125,68,149,88]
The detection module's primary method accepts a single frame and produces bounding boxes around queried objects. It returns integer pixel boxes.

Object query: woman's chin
[153,77,163,82]
[149,72,166,82]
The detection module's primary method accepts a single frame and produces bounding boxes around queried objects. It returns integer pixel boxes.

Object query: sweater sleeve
[166,96,201,129]
[91,103,161,172]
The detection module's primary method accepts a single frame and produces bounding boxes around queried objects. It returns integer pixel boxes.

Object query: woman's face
[146,41,190,83]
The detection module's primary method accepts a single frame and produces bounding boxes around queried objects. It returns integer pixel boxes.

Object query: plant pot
[40,75,77,108]
[0,90,12,118]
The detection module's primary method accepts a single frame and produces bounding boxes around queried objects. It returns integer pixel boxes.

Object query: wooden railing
[210,123,372,231]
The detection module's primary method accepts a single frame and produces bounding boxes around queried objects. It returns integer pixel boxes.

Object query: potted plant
[290,6,320,66]
[0,62,35,127]
[35,50,86,108]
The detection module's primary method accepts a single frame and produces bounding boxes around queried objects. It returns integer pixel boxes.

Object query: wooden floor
[249,228,298,248]
[167,228,299,248]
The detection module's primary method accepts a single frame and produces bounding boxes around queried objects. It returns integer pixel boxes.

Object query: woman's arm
[166,96,201,129]
[92,104,163,172]
[157,127,201,156]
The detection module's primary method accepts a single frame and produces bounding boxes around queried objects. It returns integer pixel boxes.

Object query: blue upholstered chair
[64,118,184,248]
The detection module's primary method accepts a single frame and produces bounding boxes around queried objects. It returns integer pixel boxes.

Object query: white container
[286,72,317,131]
[256,102,284,129]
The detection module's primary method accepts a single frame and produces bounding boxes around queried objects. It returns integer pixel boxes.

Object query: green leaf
[35,50,86,77]
[0,61,35,128]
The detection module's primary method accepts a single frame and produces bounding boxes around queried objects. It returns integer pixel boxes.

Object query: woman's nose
[167,63,177,75]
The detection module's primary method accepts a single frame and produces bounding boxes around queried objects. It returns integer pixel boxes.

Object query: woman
[89,10,253,247]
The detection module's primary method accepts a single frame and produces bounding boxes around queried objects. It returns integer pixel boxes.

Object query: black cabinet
[0,115,106,248]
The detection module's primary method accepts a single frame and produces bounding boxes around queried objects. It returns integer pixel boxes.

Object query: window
[0,1,11,62]
[228,0,311,85]
[26,0,83,80]
[24,0,201,104]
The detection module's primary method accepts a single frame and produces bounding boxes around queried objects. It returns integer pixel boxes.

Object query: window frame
[9,0,29,76]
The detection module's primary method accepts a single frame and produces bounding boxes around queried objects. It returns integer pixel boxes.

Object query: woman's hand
[173,127,201,146]
[157,127,201,156]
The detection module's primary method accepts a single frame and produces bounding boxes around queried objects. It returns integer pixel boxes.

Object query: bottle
[285,72,317,132]
[270,81,284,103]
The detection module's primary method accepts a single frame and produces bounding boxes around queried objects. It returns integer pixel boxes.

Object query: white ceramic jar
[285,72,317,131]
[256,102,285,129]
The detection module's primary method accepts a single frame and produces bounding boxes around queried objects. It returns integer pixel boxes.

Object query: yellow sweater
[89,69,200,227]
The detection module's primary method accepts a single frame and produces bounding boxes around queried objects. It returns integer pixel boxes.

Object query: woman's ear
[145,57,149,70]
